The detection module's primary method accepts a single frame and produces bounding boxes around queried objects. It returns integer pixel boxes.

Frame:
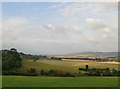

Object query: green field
[2,76,118,87]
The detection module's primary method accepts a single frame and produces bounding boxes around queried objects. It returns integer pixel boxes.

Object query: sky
[1,2,118,55]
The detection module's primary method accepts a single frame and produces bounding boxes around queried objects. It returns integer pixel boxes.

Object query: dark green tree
[40,70,44,75]
[10,48,17,52]
[86,65,89,70]
[112,69,118,76]
[2,48,22,72]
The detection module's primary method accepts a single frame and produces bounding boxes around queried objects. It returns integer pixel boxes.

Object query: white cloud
[86,18,105,30]
[57,2,117,18]
[2,17,83,47]
[102,28,112,33]
[2,17,30,47]
[3,17,29,30]
[85,18,114,39]
[102,34,108,38]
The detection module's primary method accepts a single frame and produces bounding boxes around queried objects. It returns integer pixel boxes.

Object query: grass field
[20,59,119,74]
[2,76,118,87]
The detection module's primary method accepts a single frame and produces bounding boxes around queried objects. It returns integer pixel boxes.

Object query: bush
[48,70,56,76]
[26,68,37,76]
[102,68,111,76]
[112,69,118,76]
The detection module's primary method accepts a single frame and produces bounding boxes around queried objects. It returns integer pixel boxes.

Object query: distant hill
[61,52,118,57]
[0,50,119,58]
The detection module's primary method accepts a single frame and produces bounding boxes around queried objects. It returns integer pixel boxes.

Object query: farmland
[20,59,119,74]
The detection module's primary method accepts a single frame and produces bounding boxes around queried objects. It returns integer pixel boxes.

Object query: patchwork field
[2,76,118,87]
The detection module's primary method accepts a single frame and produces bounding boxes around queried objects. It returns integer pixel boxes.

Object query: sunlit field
[20,60,118,74]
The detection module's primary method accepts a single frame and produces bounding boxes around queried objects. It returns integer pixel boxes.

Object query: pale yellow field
[37,59,119,69]
[21,59,119,74]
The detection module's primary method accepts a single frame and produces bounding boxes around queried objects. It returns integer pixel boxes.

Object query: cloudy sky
[2,2,118,55]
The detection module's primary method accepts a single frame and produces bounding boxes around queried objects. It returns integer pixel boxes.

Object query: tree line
[79,65,120,76]
[3,68,76,77]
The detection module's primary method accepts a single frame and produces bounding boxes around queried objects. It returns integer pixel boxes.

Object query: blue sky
[2,2,118,55]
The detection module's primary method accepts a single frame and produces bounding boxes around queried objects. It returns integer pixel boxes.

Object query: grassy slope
[20,60,118,74]
[2,76,118,87]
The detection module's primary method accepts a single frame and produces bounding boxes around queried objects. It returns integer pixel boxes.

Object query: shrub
[26,68,37,76]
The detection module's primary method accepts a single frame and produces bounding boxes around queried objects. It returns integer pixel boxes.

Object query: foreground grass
[0,76,2,88]
[2,76,118,87]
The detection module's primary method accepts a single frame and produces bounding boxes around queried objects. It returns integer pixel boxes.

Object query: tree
[2,48,22,72]
[86,65,89,70]
[10,48,17,52]
[40,70,44,75]
[112,69,118,76]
